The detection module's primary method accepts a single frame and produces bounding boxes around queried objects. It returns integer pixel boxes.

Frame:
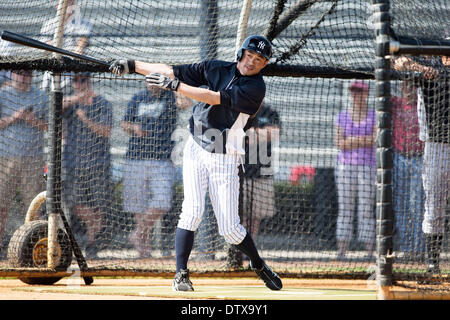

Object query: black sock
[175,227,195,273]
[426,233,443,267]
[235,232,263,269]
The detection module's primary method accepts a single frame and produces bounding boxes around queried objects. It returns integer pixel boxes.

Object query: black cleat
[251,261,282,291]
[426,263,441,275]
[172,269,194,291]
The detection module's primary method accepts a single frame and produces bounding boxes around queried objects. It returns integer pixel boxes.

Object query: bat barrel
[1,30,110,68]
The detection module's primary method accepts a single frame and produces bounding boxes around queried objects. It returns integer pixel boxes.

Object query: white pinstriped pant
[177,135,247,244]
[335,163,376,244]
[422,142,450,234]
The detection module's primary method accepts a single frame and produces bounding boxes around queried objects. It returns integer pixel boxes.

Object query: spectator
[334,80,376,260]
[391,80,425,257]
[61,72,113,257]
[0,40,14,89]
[121,83,183,258]
[393,52,449,274]
[242,103,280,241]
[40,0,92,91]
[0,70,48,251]
[0,72,10,89]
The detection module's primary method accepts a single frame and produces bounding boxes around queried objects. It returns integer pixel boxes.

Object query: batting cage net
[0,0,448,296]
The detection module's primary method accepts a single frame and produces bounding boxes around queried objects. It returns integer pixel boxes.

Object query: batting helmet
[237,35,272,61]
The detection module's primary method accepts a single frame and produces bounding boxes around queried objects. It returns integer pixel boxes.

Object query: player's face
[237,50,269,76]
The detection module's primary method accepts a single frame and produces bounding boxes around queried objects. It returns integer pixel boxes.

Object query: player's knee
[220,224,246,245]
[177,210,203,231]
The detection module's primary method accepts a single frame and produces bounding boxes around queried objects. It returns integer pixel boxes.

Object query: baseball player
[392,52,449,275]
[110,35,282,291]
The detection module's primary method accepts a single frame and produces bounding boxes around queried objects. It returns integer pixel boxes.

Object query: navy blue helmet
[237,35,272,61]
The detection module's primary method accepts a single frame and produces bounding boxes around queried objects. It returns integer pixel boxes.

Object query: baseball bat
[58,206,94,285]
[45,165,94,285]
[1,30,110,68]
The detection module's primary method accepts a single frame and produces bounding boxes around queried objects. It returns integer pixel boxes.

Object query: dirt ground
[0,278,184,300]
[0,277,374,300]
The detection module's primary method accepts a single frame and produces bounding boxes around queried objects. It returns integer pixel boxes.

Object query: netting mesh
[0,0,448,293]
[387,0,450,293]
[388,72,449,292]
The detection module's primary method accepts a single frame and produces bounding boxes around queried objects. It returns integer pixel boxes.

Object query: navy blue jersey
[173,60,266,154]
[123,89,177,160]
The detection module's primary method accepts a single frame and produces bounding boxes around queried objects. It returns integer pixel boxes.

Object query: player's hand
[109,59,135,76]
[146,73,180,91]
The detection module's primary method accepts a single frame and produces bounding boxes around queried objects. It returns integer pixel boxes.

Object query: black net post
[372,0,394,299]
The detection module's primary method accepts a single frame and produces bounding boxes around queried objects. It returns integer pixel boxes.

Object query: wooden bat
[1,30,110,67]
[57,203,94,285]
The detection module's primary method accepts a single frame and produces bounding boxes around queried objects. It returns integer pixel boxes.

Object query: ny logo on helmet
[257,41,266,50]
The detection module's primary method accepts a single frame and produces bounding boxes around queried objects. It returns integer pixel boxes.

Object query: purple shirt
[336,108,376,166]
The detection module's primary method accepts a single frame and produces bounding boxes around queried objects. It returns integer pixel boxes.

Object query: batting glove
[146,73,180,91]
[109,59,135,76]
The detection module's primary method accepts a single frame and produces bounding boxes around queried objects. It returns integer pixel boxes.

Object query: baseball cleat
[426,263,441,275]
[251,261,282,291]
[172,269,194,291]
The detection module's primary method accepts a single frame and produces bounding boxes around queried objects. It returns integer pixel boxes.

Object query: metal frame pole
[372,0,394,300]
[47,0,68,269]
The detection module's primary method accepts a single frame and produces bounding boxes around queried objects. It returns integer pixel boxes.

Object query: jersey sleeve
[172,61,208,87]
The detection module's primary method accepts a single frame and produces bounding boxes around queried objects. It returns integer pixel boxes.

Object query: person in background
[392,49,449,275]
[40,0,92,91]
[391,80,425,258]
[121,82,182,258]
[62,72,113,258]
[334,80,376,260]
[0,70,48,253]
[242,103,280,241]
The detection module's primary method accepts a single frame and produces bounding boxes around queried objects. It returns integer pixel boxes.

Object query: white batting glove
[146,73,180,91]
[109,59,135,76]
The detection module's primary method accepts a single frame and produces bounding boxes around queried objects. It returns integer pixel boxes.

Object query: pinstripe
[178,137,208,231]
[177,136,247,244]
[208,151,246,244]
[422,142,450,234]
